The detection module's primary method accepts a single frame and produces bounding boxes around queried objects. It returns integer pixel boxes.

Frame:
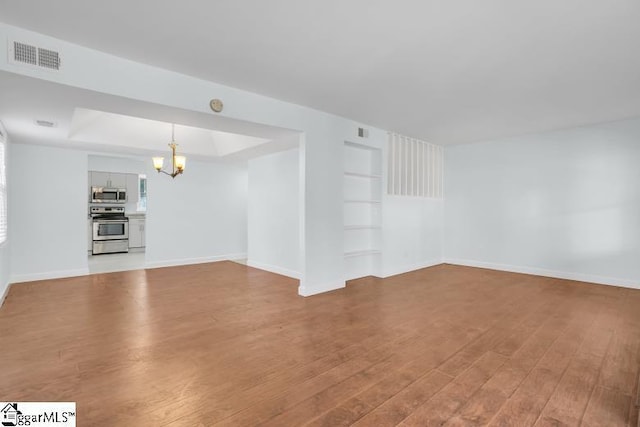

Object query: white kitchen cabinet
[128,217,146,248]
[90,171,127,188]
[109,173,127,188]
[90,171,109,187]
[126,174,139,206]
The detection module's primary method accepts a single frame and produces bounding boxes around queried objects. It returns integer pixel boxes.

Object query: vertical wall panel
[388,137,394,195]
[403,137,407,196]
[418,141,423,197]
[387,132,443,199]
[437,147,444,199]
[432,144,437,197]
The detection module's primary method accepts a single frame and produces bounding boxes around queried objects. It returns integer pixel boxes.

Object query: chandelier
[152,124,186,178]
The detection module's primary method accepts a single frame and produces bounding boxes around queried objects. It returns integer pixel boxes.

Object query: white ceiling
[1,1,640,144]
[0,71,300,161]
[70,109,271,157]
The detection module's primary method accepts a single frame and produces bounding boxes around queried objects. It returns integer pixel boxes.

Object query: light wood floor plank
[443,308,576,426]
[582,386,631,427]
[397,351,508,426]
[0,262,639,426]
[487,304,598,427]
[533,310,616,426]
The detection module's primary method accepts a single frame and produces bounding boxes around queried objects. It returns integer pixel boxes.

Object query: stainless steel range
[91,206,129,255]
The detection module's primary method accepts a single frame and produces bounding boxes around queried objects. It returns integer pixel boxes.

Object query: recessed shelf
[343,140,382,278]
[344,225,381,230]
[344,250,382,258]
[344,199,381,204]
[344,171,382,179]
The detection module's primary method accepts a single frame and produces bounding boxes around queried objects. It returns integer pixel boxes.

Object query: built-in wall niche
[343,141,382,281]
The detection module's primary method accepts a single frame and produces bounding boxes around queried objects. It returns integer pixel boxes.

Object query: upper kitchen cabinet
[109,173,127,188]
[126,174,139,204]
[90,171,127,188]
[90,171,108,187]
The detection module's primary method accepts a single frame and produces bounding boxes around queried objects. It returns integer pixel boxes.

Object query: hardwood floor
[1,262,639,426]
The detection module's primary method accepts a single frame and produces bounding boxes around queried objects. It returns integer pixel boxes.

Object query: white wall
[0,243,9,301]
[0,134,9,302]
[10,143,89,282]
[382,197,443,277]
[380,135,445,278]
[4,18,637,292]
[247,148,300,278]
[144,159,248,268]
[444,118,640,288]
[0,22,388,295]
[8,142,248,281]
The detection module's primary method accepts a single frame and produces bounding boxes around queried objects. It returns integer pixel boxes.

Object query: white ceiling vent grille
[8,39,62,71]
[35,119,57,128]
[13,41,37,66]
[37,47,60,70]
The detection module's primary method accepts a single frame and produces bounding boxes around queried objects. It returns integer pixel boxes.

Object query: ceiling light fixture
[152,124,186,178]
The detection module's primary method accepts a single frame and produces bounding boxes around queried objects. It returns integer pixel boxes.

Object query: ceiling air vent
[13,41,37,66]
[37,47,61,70]
[9,39,62,71]
[35,119,57,128]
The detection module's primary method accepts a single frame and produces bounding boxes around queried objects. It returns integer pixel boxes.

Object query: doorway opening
[87,155,147,274]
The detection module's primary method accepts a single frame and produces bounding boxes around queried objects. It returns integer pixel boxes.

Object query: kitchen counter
[126,212,146,218]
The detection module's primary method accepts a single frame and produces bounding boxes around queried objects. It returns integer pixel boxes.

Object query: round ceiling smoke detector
[209,99,224,113]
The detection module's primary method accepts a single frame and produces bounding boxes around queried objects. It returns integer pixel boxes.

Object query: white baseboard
[298,279,346,297]
[246,259,300,279]
[443,258,640,290]
[144,253,247,269]
[380,258,444,278]
[10,268,91,284]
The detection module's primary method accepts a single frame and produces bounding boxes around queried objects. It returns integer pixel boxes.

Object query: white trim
[0,281,10,308]
[443,258,640,290]
[298,280,346,297]
[246,260,300,279]
[144,253,247,269]
[10,268,90,284]
[380,259,444,278]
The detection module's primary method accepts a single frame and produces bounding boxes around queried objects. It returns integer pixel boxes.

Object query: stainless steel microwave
[91,187,127,203]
